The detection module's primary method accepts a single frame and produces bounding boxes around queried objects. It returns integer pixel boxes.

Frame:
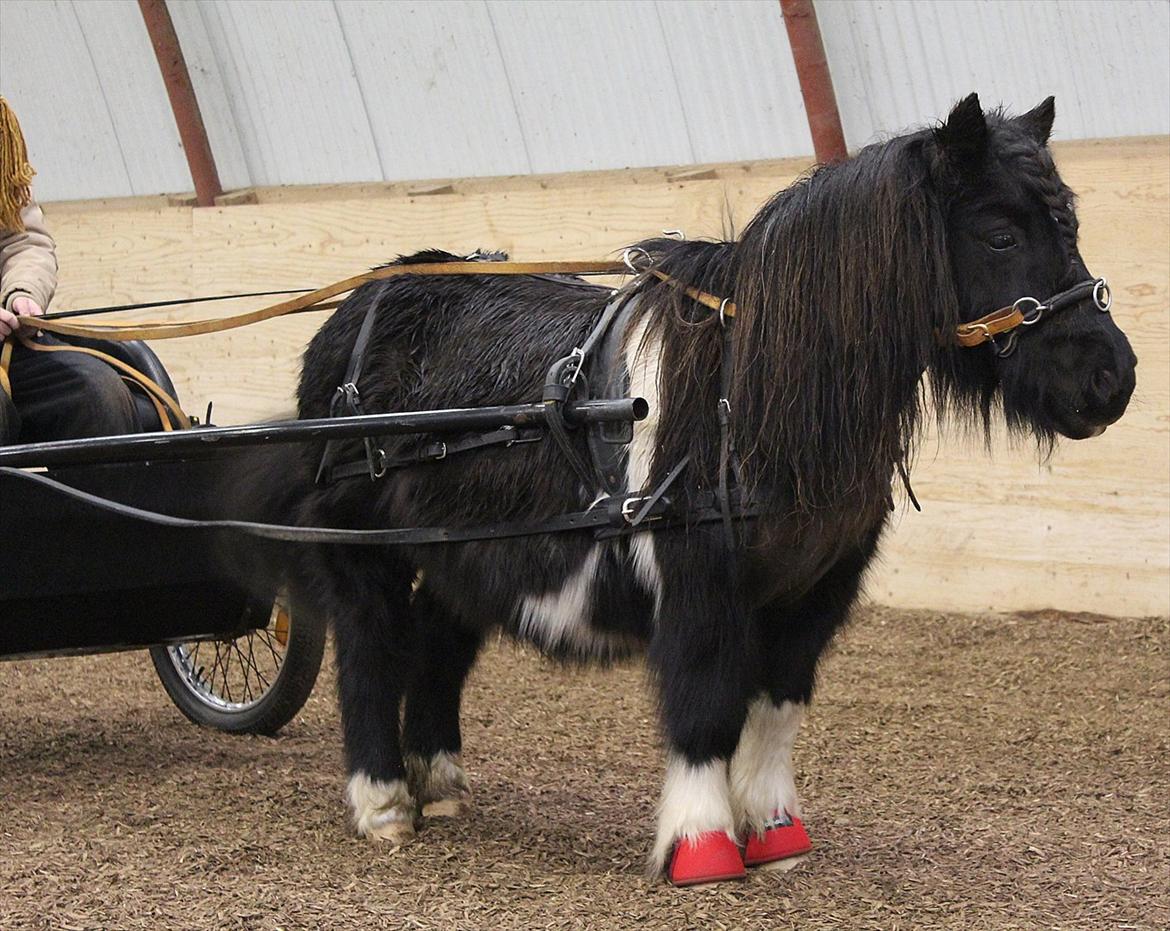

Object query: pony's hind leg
[401,584,482,819]
[320,550,420,845]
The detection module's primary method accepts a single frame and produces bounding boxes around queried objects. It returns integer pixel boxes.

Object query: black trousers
[0,336,139,445]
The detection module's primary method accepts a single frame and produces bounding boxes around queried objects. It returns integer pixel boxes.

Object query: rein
[642,249,1112,361]
[0,259,629,407]
[19,260,631,343]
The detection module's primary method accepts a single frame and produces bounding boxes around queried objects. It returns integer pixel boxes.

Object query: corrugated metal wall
[0,0,1167,202]
[818,0,1170,149]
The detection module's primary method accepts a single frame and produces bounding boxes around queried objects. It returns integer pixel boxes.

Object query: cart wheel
[148,595,325,736]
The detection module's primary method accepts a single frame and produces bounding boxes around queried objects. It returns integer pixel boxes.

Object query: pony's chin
[1047,408,1110,440]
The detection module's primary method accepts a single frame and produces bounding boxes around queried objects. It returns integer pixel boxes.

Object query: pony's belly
[417,539,655,661]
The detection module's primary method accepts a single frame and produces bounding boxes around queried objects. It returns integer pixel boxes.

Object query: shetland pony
[245,95,1136,884]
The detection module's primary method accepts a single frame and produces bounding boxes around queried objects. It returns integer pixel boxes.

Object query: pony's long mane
[634,132,961,514]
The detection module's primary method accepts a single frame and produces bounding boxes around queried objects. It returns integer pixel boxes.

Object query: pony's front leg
[729,697,810,865]
[730,531,880,867]
[648,555,753,885]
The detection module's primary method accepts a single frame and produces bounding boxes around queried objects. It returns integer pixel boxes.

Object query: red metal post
[779,0,848,164]
[138,0,223,206]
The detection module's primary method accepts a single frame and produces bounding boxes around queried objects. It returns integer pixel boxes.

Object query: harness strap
[625,455,690,527]
[716,322,738,549]
[315,293,383,483]
[327,425,542,483]
[0,465,763,546]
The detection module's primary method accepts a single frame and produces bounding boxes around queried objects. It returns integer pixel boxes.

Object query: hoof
[668,831,746,886]
[367,817,416,846]
[422,795,471,818]
[743,813,811,866]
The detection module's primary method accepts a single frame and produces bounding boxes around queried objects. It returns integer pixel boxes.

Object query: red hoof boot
[743,813,812,866]
[668,831,746,886]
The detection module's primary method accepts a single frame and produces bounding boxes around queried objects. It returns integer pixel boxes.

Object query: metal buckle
[960,322,992,343]
[1093,277,1112,312]
[620,495,651,523]
[336,381,361,410]
[433,441,447,461]
[566,346,585,385]
[718,297,732,328]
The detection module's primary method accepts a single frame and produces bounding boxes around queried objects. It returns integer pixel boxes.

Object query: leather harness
[313,271,754,549]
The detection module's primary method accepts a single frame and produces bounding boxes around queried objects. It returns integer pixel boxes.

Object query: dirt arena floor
[1,605,1166,931]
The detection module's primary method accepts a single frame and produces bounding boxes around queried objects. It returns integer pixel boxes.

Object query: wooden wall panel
[37,139,1170,617]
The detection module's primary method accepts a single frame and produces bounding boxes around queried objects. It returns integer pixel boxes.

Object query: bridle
[955,277,1112,358]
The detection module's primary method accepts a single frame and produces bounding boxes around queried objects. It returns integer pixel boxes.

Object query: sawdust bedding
[1,606,1166,930]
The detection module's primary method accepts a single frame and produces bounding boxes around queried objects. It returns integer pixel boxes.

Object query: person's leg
[0,381,20,444]
[7,338,139,442]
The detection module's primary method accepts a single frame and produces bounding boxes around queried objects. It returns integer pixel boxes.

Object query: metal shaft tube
[0,398,648,469]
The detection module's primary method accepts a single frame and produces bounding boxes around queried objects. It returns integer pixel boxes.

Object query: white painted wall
[0,0,1167,201]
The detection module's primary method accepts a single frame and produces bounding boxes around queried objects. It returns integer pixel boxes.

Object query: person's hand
[0,294,43,340]
[10,294,43,318]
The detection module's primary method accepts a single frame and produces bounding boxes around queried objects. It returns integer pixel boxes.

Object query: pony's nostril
[1088,368,1118,406]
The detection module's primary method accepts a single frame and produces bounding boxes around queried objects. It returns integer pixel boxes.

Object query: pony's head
[929,94,1137,440]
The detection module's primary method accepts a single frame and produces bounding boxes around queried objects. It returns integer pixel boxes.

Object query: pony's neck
[726,142,947,513]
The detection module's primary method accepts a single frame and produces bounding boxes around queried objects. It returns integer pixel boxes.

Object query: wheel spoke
[164,600,290,713]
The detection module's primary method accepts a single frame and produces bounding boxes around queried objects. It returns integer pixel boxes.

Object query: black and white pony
[241,95,1135,884]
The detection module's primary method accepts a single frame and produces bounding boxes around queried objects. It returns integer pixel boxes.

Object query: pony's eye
[987,232,1018,252]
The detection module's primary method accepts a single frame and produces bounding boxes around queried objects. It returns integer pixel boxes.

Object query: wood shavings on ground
[1,607,1166,930]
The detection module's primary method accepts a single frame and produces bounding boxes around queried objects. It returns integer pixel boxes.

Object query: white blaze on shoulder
[729,698,804,834]
[346,771,416,842]
[651,754,737,874]
[623,312,664,604]
[518,545,611,656]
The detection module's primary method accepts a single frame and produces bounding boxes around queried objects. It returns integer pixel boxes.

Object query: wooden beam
[780,0,848,163]
[138,0,223,207]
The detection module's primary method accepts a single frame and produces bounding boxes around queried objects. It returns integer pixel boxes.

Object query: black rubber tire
[149,597,326,736]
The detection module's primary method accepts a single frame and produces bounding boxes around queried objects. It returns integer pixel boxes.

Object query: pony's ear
[933,93,988,172]
[1016,96,1055,145]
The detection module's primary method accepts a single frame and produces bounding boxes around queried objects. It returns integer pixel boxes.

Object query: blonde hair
[0,96,35,231]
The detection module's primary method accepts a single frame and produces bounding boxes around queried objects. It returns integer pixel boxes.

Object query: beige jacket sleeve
[0,199,58,312]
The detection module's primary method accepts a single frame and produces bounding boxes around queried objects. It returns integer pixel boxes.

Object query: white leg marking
[729,698,804,834]
[650,753,737,874]
[624,314,665,605]
[346,772,417,844]
[405,750,471,817]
